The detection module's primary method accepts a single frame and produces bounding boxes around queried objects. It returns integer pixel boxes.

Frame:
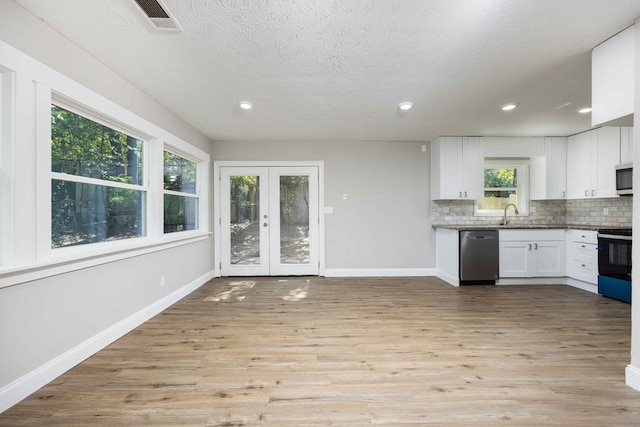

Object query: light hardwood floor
[1,277,639,426]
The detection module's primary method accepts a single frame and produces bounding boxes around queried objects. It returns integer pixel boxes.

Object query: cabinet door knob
[459,191,462,198]
[584,190,589,196]
[534,243,538,250]
[591,190,595,196]
[464,191,467,198]
[528,243,532,250]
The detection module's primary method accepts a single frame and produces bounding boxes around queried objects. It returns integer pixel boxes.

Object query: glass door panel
[269,167,318,276]
[279,176,310,265]
[220,167,269,276]
[230,175,261,265]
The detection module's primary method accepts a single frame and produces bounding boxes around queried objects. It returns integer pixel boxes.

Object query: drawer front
[573,242,597,263]
[570,229,598,244]
[569,259,598,284]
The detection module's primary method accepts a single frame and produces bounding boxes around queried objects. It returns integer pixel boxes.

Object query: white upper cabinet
[530,137,567,200]
[567,127,621,199]
[620,127,634,165]
[431,136,484,200]
[592,26,635,126]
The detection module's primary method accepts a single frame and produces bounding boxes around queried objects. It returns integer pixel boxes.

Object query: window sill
[0,232,212,290]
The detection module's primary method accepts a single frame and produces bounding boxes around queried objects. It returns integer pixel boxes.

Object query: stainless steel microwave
[616,163,633,195]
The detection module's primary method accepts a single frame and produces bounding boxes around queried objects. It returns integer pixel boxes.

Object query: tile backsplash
[431,197,632,228]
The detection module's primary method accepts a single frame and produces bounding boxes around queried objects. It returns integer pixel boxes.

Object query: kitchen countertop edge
[432,224,628,231]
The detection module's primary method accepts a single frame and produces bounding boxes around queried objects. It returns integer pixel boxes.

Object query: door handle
[263,222,268,227]
[534,243,538,250]
[464,191,467,198]
[528,243,532,250]
[584,190,589,197]
[591,190,595,196]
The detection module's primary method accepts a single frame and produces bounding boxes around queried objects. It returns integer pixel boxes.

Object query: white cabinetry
[566,127,621,199]
[592,26,634,126]
[499,229,565,278]
[435,227,460,286]
[530,137,567,200]
[431,136,484,200]
[621,127,634,165]
[566,229,598,285]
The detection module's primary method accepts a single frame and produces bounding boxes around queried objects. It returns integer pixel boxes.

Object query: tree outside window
[51,104,145,248]
[163,150,198,233]
[475,161,529,215]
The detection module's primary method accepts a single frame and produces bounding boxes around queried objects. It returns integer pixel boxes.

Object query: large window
[475,160,529,215]
[163,150,198,233]
[51,104,146,248]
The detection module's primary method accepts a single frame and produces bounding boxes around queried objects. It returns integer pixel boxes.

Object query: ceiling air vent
[134,0,182,32]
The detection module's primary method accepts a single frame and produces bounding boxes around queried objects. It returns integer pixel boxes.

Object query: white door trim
[213,161,325,277]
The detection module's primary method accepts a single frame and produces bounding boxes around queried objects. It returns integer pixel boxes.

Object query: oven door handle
[598,234,632,241]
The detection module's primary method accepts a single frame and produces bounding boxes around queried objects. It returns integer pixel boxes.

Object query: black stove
[597,228,632,303]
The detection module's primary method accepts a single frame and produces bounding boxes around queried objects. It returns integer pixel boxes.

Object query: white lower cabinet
[499,229,565,278]
[566,229,598,285]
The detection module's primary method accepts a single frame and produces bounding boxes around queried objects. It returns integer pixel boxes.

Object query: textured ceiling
[11,0,640,142]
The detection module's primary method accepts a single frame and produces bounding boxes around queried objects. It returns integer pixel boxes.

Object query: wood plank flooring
[1,277,639,426]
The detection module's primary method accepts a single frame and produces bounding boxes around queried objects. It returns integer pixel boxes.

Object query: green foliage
[50,105,143,247]
[163,151,196,193]
[484,168,516,188]
[51,105,142,183]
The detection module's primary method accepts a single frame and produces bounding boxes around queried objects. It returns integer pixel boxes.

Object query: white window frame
[0,39,210,286]
[162,147,203,236]
[0,66,14,266]
[48,96,152,257]
[475,159,529,216]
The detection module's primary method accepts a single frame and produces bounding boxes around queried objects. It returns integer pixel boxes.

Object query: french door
[220,166,319,276]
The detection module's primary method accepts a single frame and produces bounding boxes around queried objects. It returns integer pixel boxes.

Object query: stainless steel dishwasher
[459,230,499,284]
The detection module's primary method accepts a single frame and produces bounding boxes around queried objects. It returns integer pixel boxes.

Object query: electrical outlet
[160,275,166,287]
[603,207,610,216]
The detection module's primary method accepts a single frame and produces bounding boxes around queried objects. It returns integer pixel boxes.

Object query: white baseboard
[436,271,460,287]
[565,278,598,294]
[324,268,436,278]
[496,277,565,286]
[0,270,215,414]
[626,364,640,391]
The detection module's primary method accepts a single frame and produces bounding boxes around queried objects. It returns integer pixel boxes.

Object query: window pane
[164,151,196,194]
[52,180,145,248]
[280,176,310,265]
[164,194,197,233]
[484,168,517,188]
[477,190,517,211]
[229,176,260,265]
[51,105,143,185]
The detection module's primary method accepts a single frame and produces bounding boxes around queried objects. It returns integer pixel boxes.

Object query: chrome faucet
[502,203,519,225]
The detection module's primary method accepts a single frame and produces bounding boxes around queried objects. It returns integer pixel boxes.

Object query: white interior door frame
[213,160,325,277]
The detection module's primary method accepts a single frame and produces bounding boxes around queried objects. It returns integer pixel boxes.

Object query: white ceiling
[11,0,640,142]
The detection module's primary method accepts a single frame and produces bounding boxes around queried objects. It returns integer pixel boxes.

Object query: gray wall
[212,140,434,270]
[0,240,212,387]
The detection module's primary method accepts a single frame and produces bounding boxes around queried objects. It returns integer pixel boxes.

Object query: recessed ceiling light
[239,101,253,110]
[500,102,518,111]
[398,102,414,111]
[578,107,592,114]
